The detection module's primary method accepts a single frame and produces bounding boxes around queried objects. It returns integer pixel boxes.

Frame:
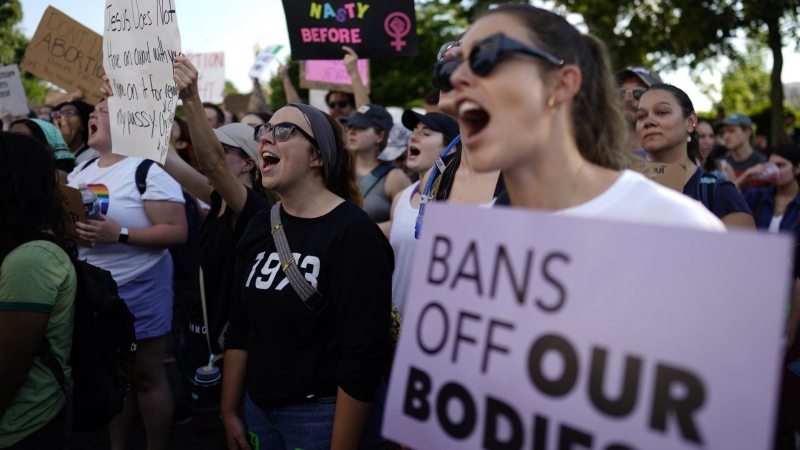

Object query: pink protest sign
[300,59,370,94]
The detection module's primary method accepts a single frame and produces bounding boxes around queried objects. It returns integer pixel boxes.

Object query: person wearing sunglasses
[440,4,723,232]
[615,67,663,158]
[52,100,98,165]
[210,84,392,448]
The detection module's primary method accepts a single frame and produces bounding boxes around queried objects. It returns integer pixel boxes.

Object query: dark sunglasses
[328,100,350,109]
[254,122,319,148]
[619,87,647,101]
[222,143,250,160]
[51,110,78,118]
[432,33,564,92]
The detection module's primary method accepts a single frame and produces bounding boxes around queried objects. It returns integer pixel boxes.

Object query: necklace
[567,159,587,208]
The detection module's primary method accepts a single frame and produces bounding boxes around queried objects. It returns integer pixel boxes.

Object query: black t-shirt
[188,187,271,366]
[225,201,393,408]
[683,168,752,219]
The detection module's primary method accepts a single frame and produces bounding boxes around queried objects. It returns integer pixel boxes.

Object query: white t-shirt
[389,182,420,314]
[556,170,725,232]
[769,215,784,233]
[68,157,184,286]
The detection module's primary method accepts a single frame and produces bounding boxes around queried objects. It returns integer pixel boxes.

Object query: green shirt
[0,241,76,447]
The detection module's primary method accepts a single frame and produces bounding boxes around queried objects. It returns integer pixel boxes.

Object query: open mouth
[88,122,98,136]
[261,151,280,168]
[408,146,421,157]
[458,101,490,142]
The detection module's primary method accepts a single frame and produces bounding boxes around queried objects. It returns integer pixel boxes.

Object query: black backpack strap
[36,339,73,449]
[696,172,719,213]
[135,160,155,196]
[359,162,394,197]
[78,157,99,173]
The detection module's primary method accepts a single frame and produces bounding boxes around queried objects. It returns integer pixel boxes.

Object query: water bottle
[752,162,780,181]
[191,365,222,435]
[78,183,103,220]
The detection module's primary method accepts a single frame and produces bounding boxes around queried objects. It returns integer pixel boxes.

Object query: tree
[224,80,240,96]
[0,0,48,105]
[548,0,800,142]
[718,42,771,114]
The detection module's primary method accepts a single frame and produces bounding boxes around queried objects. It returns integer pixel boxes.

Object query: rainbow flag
[88,184,109,214]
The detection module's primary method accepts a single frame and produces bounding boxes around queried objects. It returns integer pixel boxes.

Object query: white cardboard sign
[0,64,29,116]
[185,52,225,104]
[249,44,283,79]
[103,0,181,164]
[384,203,791,450]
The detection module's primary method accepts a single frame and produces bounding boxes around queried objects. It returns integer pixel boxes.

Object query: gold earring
[547,97,556,116]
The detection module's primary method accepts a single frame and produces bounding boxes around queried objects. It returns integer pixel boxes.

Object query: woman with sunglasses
[636,84,754,227]
[216,91,393,448]
[52,100,98,165]
[435,4,723,230]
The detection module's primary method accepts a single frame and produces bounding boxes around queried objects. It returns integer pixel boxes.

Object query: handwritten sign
[185,52,225,104]
[103,0,181,164]
[281,0,418,60]
[384,203,790,449]
[60,185,91,248]
[630,161,686,192]
[0,65,29,116]
[20,7,105,104]
[300,59,369,94]
[249,44,284,79]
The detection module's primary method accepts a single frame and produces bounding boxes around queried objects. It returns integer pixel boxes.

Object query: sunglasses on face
[437,40,460,61]
[328,100,350,109]
[51,110,78,118]
[432,33,564,93]
[254,122,319,148]
[619,87,647,101]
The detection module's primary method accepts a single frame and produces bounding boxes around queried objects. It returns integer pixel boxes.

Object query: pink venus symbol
[384,12,411,51]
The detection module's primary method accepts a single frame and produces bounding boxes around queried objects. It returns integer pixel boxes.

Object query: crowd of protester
[3,3,800,449]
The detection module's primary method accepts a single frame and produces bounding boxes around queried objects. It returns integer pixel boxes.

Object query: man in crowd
[203,102,224,129]
[724,113,767,191]
[616,67,663,158]
[326,91,356,120]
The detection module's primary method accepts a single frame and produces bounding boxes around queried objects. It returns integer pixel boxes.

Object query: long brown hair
[322,114,362,207]
[480,5,630,170]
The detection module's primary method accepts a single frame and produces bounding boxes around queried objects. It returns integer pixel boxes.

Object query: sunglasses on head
[619,87,647,101]
[432,33,564,93]
[328,100,350,109]
[254,122,319,148]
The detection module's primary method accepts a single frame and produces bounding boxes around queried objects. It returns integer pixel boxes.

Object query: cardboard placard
[281,0,418,60]
[630,161,686,192]
[0,65,30,116]
[249,44,284,79]
[60,185,91,248]
[299,59,370,94]
[185,52,225,104]
[103,0,182,164]
[384,203,790,449]
[20,6,105,104]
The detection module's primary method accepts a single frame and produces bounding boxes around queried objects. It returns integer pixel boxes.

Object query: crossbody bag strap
[269,204,329,315]
[359,163,394,197]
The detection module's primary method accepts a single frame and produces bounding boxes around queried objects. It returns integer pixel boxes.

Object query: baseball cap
[378,125,412,161]
[401,110,459,141]
[615,67,663,87]
[341,104,394,132]
[214,123,258,161]
[721,113,753,128]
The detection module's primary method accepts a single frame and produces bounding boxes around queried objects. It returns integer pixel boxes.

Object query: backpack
[695,172,719,213]
[17,234,137,437]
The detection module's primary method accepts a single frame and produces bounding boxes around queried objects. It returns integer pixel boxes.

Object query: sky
[18,0,800,112]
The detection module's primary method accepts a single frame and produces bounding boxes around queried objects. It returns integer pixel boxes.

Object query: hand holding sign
[172,56,201,101]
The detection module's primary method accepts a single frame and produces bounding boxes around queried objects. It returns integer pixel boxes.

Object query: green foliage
[224,80,240,96]
[718,43,771,115]
[0,0,50,106]
[268,58,308,110]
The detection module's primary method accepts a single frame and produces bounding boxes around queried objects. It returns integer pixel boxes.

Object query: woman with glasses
[434,4,723,230]
[636,84,754,227]
[67,98,187,450]
[208,66,393,448]
[52,100,98,165]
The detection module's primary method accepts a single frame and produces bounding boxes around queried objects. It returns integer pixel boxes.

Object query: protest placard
[60,185,91,248]
[384,203,790,449]
[249,44,284,79]
[630,161,686,192]
[282,0,418,60]
[0,65,30,116]
[20,6,105,104]
[300,59,370,94]
[185,52,225,104]
[103,0,181,164]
